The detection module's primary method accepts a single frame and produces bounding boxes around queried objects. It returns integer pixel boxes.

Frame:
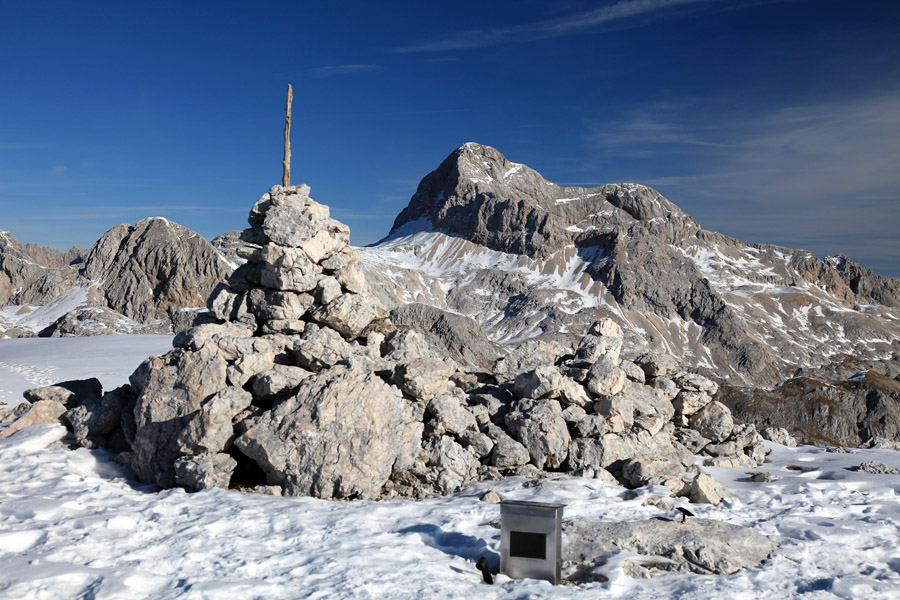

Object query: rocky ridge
[2,185,772,503]
[361,143,900,387]
[0,219,231,337]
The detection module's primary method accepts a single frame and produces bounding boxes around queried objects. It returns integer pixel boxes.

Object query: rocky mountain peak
[364,143,900,388]
[79,217,233,322]
[388,143,698,257]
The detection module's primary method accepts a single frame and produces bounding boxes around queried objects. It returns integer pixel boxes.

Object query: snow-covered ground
[1,339,900,599]
[0,336,173,407]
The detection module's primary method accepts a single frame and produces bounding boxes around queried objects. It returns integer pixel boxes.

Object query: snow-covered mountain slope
[360,143,900,385]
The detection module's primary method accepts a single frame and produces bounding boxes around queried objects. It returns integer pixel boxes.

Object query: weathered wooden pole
[282,84,292,187]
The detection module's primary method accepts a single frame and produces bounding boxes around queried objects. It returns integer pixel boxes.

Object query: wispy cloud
[584,89,900,275]
[394,0,717,53]
[308,64,384,77]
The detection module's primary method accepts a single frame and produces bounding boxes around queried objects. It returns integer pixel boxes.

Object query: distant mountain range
[0,218,231,337]
[360,143,900,388]
[2,143,898,395]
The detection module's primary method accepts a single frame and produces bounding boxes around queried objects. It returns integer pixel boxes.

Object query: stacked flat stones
[6,184,773,503]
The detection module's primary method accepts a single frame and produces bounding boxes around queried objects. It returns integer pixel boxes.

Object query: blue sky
[2,0,899,276]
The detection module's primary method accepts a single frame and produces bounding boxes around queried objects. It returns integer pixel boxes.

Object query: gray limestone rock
[247,288,315,322]
[381,329,435,363]
[690,472,729,505]
[719,373,900,447]
[389,303,499,369]
[575,414,608,438]
[621,380,675,436]
[620,359,646,384]
[514,365,566,399]
[484,423,531,469]
[226,351,276,388]
[251,365,313,399]
[672,372,719,395]
[459,429,494,458]
[310,292,385,339]
[174,453,237,492]
[127,348,229,487]
[234,365,422,500]
[296,324,352,371]
[563,518,777,577]
[393,357,455,402]
[80,218,232,322]
[316,276,342,305]
[561,405,588,424]
[673,390,713,419]
[594,394,634,433]
[674,427,710,454]
[585,356,626,397]
[635,353,678,379]
[760,426,797,447]
[504,398,570,469]
[854,461,900,475]
[423,435,481,494]
[621,455,686,494]
[256,244,321,293]
[574,334,623,366]
[651,377,679,401]
[0,400,67,439]
[492,339,563,383]
[689,401,734,443]
[427,393,478,438]
[39,306,171,337]
[566,435,636,473]
[261,189,323,248]
[23,378,102,409]
[176,386,251,455]
[64,385,133,447]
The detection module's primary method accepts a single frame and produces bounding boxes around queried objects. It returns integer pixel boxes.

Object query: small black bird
[676,507,694,523]
[476,556,493,584]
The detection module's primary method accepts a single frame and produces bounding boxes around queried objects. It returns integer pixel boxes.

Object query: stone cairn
[1,185,774,503]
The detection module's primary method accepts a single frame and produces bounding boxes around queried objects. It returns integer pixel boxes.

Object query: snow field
[1,338,900,599]
[1,424,900,599]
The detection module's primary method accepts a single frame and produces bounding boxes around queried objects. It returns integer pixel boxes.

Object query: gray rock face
[80,218,233,323]
[362,142,900,399]
[621,455,686,494]
[0,231,84,306]
[39,306,171,337]
[690,472,729,505]
[0,400,66,439]
[689,401,734,443]
[564,518,778,578]
[720,372,900,447]
[393,358,455,402]
[235,365,422,499]
[505,398,570,469]
[127,349,229,487]
[174,453,237,492]
[389,303,498,370]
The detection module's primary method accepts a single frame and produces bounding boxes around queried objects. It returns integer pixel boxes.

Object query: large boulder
[0,400,66,439]
[234,365,423,499]
[564,518,777,578]
[126,349,229,487]
[504,398,570,469]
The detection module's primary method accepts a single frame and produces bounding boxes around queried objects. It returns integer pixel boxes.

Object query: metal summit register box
[499,500,565,584]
